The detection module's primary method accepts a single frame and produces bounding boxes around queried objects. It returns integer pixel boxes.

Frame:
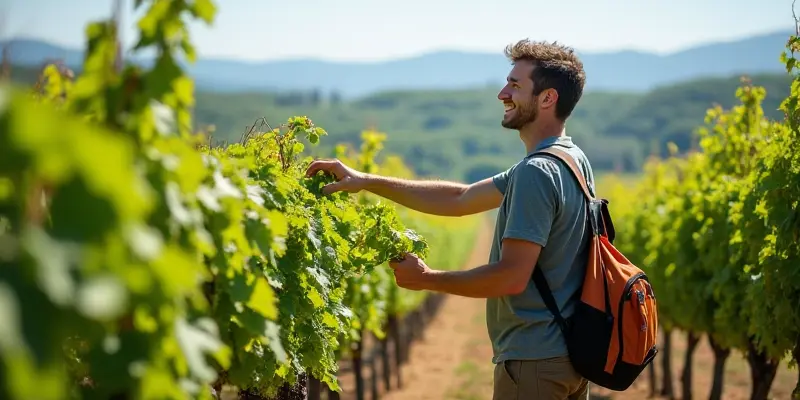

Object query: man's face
[497,61,538,130]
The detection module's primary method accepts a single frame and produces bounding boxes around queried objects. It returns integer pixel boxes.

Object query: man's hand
[389,253,433,291]
[305,159,367,195]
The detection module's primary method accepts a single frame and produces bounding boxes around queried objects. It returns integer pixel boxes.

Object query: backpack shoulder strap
[533,146,594,201]
[535,146,615,242]
[529,145,595,333]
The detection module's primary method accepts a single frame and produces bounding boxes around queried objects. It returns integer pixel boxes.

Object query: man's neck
[519,120,566,154]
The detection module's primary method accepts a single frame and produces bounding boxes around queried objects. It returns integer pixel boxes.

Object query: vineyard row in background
[597,25,800,400]
[0,1,481,399]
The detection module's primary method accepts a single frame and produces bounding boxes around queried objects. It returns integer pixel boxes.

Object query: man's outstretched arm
[305,159,503,216]
[363,175,501,217]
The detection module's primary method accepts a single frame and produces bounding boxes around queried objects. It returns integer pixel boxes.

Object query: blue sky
[0,0,792,62]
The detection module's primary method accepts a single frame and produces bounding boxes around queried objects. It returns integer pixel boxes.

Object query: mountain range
[0,30,792,97]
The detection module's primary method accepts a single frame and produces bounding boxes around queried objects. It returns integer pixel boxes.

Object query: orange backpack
[532,147,659,391]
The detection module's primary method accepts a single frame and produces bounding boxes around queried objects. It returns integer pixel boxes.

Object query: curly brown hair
[504,39,586,121]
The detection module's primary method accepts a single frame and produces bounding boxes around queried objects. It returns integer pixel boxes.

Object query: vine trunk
[681,331,701,400]
[792,336,800,400]
[661,328,675,399]
[746,341,779,400]
[707,335,730,400]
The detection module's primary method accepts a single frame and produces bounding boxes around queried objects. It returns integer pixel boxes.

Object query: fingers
[304,160,328,177]
[321,180,346,195]
[388,253,411,268]
[388,256,402,269]
[388,257,404,267]
[305,159,339,177]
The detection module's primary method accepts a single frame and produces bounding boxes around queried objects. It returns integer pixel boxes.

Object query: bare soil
[589,330,797,400]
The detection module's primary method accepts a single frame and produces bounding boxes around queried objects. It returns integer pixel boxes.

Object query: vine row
[0,1,477,399]
[601,28,800,400]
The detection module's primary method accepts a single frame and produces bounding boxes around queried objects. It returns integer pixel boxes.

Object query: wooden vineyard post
[648,360,656,397]
[353,338,365,400]
[388,315,403,388]
[328,385,340,400]
[401,313,411,363]
[380,329,392,391]
[307,377,321,400]
[369,344,379,400]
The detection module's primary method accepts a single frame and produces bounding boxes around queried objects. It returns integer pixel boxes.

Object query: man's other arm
[391,160,558,298]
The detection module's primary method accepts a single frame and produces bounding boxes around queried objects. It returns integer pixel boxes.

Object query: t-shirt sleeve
[502,159,558,247]
[492,166,512,194]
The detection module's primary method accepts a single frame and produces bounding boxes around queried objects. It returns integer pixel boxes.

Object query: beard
[501,99,538,130]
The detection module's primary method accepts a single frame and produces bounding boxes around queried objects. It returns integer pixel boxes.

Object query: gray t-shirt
[486,135,595,363]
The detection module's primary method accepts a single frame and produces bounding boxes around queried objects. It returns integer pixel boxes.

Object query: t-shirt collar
[527,135,574,156]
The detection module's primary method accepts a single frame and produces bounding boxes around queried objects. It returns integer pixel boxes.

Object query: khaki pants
[493,356,589,400]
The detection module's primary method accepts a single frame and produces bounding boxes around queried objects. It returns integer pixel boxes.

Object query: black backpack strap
[532,267,567,332]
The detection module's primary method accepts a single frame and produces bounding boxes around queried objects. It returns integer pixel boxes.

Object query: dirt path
[372,216,495,400]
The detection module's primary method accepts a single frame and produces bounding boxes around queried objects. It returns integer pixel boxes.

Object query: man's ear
[540,89,558,109]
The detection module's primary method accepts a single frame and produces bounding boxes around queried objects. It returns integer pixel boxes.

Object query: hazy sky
[0,0,792,62]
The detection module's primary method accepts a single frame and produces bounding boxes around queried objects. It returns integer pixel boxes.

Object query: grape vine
[602,28,800,400]
[0,1,477,399]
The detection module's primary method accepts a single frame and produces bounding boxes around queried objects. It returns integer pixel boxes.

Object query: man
[305,39,594,400]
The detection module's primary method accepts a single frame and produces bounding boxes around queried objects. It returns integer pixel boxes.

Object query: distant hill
[1,30,792,97]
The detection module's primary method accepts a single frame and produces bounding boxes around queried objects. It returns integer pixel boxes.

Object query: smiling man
[305,39,593,400]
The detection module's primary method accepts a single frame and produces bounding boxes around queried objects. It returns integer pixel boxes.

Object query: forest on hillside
[6,63,790,181]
